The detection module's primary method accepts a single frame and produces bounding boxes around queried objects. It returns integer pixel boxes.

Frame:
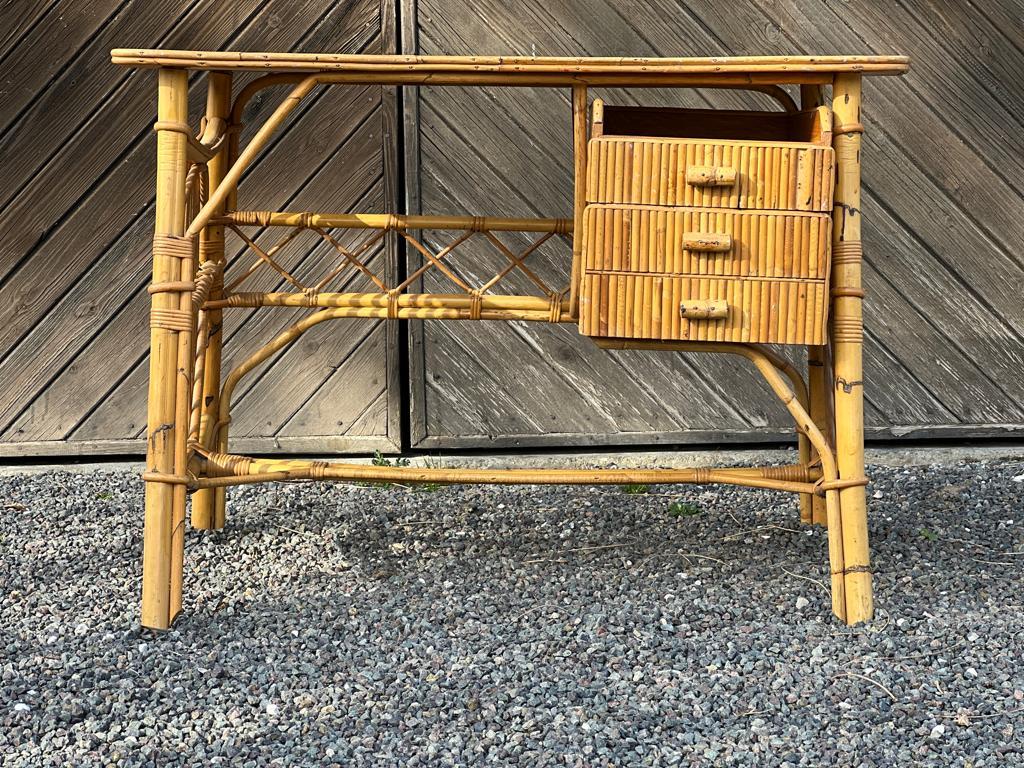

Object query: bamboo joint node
[833,122,864,136]
[831,287,866,299]
[832,316,863,343]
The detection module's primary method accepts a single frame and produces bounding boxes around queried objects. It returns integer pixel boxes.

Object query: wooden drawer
[579,272,828,346]
[586,136,834,212]
[582,204,831,280]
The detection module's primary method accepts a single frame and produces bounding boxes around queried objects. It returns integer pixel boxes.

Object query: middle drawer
[583,204,831,280]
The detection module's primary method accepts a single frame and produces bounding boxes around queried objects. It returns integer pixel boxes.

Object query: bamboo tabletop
[111,50,909,83]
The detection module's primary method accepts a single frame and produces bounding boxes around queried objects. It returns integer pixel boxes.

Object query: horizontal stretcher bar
[182,453,824,493]
[207,292,570,314]
[219,211,573,233]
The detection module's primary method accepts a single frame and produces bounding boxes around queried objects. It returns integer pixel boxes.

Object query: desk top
[111,50,909,84]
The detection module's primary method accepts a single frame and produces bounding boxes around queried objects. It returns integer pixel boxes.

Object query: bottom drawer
[579,273,827,345]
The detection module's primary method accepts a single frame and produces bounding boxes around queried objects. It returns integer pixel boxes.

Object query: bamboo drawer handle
[683,232,732,252]
[685,166,737,186]
[679,299,729,320]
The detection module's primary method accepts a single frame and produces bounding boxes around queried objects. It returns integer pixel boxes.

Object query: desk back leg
[192,72,233,531]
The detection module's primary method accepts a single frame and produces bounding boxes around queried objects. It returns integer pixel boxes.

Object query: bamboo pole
[220,211,571,233]
[569,84,587,319]
[831,73,872,624]
[141,68,189,630]
[207,291,571,313]
[193,453,820,492]
[192,71,232,531]
[801,82,832,528]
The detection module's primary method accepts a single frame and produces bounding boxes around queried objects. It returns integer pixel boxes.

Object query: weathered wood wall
[404,0,1024,449]
[0,0,1021,457]
[0,0,400,456]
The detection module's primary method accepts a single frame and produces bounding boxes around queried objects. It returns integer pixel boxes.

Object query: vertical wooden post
[831,73,873,624]
[801,83,833,528]
[192,72,233,531]
[142,68,189,630]
[568,84,587,319]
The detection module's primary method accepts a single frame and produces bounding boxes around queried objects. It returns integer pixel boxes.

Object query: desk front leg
[830,73,872,625]
[142,68,191,630]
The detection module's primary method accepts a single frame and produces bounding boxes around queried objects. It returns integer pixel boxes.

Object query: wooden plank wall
[404,0,1024,449]
[0,0,400,457]
[1,1,1021,458]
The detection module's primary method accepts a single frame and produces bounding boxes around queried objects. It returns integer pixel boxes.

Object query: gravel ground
[2,458,1024,766]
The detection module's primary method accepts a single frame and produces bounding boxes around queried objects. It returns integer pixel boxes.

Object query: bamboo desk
[111,50,909,630]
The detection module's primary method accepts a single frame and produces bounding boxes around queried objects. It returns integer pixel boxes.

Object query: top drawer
[586,103,835,212]
[586,136,835,212]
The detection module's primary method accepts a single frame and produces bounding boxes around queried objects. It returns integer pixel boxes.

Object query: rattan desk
[110,50,909,629]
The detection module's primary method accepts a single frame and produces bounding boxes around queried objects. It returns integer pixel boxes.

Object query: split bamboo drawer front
[579,102,836,345]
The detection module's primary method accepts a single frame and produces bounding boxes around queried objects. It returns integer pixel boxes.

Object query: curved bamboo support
[596,337,848,620]
[187,76,318,237]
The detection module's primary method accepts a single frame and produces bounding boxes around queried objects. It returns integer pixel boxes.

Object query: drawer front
[579,273,828,346]
[587,137,834,212]
[583,204,831,280]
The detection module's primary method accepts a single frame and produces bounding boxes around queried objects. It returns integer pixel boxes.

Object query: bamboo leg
[799,83,830,527]
[142,68,189,630]
[568,84,587,319]
[192,72,233,531]
[831,74,872,624]
[807,345,834,526]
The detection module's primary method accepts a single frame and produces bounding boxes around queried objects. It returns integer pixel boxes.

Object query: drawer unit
[579,102,835,347]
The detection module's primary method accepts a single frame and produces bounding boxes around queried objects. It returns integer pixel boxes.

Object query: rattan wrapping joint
[468,291,483,320]
[814,475,868,496]
[141,470,192,486]
[152,119,192,136]
[148,280,195,295]
[233,210,275,227]
[548,292,563,323]
[153,233,195,261]
[387,289,402,319]
[150,307,193,332]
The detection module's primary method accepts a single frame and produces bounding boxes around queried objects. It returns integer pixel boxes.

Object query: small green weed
[621,484,649,495]
[364,451,411,488]
[667,501,701,518]
[919,527,938,542]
